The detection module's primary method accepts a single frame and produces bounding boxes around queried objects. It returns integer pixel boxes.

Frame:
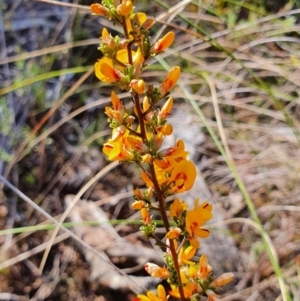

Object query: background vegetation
[0,0,300,300]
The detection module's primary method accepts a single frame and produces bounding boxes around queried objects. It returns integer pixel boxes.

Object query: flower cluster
[90,1,233,300]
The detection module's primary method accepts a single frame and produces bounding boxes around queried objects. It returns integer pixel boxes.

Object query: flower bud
[161,124,173,136]
[150,31,175,54]
[111,125,126,141]
[141,154,151,163]
[111,91,125,115]
[132,200,144,210]
[130,79,146,94]
[141,208,152,224]
[90,3,109,16]
[127,136,149,152]
[145,187,153,200]
[166,227,182,239]
[134,188,144,199]
[117,0,133,16]
[158,97,173,120]
[212,273,234,287]
[159,66,180,97]
[142,17,155,30]
[206,290,219,301]
[144,263,170,279]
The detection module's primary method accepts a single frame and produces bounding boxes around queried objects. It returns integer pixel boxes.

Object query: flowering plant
[90,1,233,300]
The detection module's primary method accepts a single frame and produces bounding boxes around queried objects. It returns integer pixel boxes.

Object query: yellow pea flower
[95,60,124,83]
[135,284,167,301]
[95,49,142,83]
[178,246,196,265]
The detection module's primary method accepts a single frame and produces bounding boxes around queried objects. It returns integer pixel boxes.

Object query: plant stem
[148,163,186,301]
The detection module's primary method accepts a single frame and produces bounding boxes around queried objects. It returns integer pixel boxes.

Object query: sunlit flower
[144,263,170,279]
[159,66,180,97]
[151,31,175,54]
[103,130,133,161]
[168,159,197,193]
[135,284,167,301]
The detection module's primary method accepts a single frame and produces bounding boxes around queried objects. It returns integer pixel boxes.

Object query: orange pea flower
[95,60,124,83]
[185,199,212,243]
[95,49,143,83]
[168,159,197,193]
